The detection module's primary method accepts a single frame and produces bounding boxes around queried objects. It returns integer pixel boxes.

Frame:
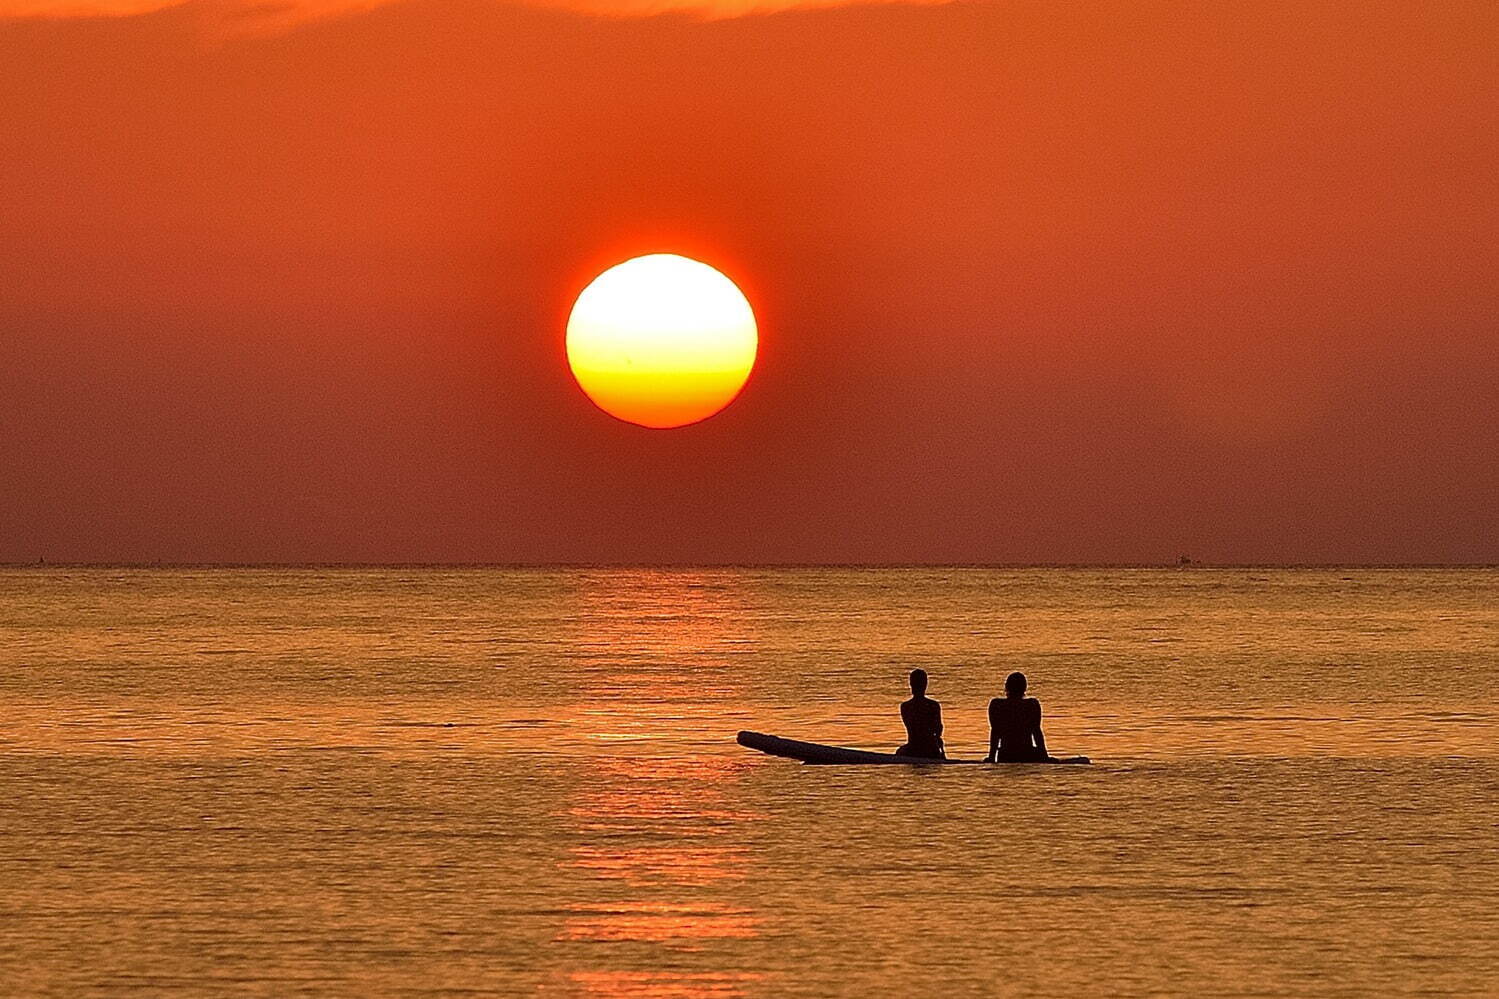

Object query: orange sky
[1,0,1495,563]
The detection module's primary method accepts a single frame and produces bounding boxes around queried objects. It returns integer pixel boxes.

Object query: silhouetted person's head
[1005,671,1027,698]
[909,668,928,696]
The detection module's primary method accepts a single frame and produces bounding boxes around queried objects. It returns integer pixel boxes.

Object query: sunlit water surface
[2,568,1497,997]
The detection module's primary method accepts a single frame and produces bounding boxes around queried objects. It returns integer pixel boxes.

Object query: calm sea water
[2,568,1496,997]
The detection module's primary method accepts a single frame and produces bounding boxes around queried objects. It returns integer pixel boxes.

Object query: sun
[566,254,758,429]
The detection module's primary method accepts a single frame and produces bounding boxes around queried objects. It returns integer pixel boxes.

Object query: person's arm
[986,700,999,763]
[934,702,944,740]
[1031,702,1051,761]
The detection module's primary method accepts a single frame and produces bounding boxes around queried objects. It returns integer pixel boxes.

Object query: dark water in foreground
[2,568,1497,997]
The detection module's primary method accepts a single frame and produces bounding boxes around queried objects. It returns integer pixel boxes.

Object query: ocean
[2,567,1496,996]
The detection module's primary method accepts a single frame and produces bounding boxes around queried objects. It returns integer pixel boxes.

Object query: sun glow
[566,255,758,429]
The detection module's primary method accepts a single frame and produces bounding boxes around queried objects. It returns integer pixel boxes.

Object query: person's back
[987,671,1050,762]
[897,669,945,759]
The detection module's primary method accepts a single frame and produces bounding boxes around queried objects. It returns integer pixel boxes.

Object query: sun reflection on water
[567,845,749,888]
[560,902,762,946]
[546,970,766,999]
[552,571,768,995]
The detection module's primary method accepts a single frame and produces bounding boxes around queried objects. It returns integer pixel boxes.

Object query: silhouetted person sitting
[986,671,1052,763]
[896,668,945,759]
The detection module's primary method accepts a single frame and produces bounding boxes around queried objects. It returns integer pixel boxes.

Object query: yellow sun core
[566,254,758,429]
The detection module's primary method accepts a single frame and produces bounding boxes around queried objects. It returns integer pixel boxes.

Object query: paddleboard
[737,730,1089,765]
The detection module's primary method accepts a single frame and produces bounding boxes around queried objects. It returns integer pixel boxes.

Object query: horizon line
[3,561,1497,571]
